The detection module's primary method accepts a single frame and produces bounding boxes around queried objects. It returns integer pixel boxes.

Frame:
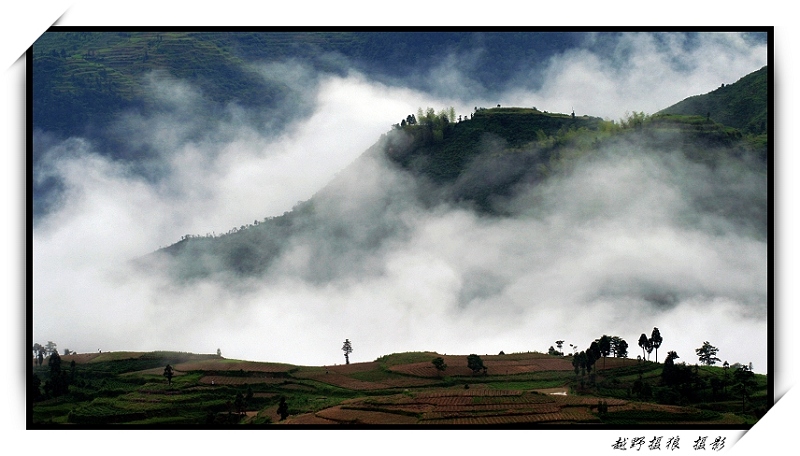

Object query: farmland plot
[315,406,419,424]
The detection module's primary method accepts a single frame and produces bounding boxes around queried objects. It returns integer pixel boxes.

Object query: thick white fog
[32,32,769,373]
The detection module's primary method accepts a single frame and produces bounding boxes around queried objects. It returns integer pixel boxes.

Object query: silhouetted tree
[33,343,44,362]
[163,364,174,385]
[722,361,730,394]
[611,336,628,358]
[342,339,353,365]
[731,365,757,414]
[217,348,222,357]
[467,354,486,375]
[650,327,663,363]
[48,351,62,374]
[47,352,68,397]
[277,396,289,421]
[432,357,447,376]
[598,335,611,369]
[638,334,648,360]
[556,340,564,355]
[572,351,583,376]
[661,351,694,393]
[587,341,600,374]
[696,341,721,366]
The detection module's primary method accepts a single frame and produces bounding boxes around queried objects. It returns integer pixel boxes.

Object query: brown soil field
[301,388,609,425]
[314,406,418,424]
[295,387,652,425]
[281,413,338,424]
[293,365,432,390]
[299,372,392,390]
[378,377,441,388]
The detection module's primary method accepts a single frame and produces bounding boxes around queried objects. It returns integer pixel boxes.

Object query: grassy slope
[31,350,769,426]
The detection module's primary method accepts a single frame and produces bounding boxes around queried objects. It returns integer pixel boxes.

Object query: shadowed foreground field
[30,350,768,426]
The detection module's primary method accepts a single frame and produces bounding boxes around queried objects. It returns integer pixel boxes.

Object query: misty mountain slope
[144,105,767,286]
[657,65,768,135]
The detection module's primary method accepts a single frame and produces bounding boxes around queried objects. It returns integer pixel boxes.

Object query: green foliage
[466,354,486,375]
[619,111,649,129]
[431,357,447,374]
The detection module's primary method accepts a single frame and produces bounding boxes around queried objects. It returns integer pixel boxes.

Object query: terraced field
[280,386,743,426]
[31,350,765,426]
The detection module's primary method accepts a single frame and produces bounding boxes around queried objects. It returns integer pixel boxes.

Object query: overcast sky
[31,31,770,375]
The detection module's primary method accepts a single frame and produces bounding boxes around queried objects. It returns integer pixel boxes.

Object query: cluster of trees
[32,351,75,401]
[32,341,59,366]
[397,107,460,129]
[658,349,757,411]
[637,327,663,362]
[394,107,466,143]
[558,334,630,381]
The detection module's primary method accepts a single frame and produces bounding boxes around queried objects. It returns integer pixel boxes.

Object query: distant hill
[657,66,768,135]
